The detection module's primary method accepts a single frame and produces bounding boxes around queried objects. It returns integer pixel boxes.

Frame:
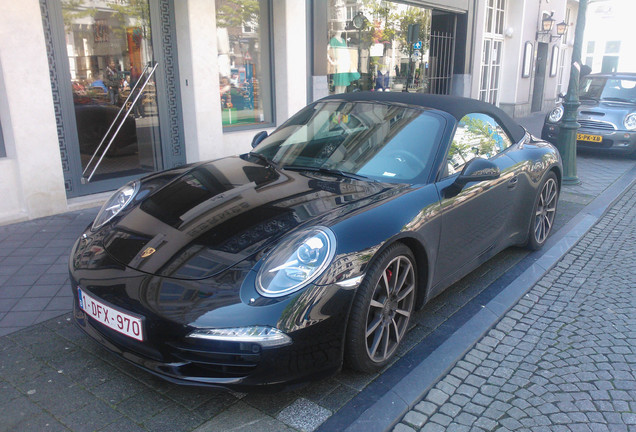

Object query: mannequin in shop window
[328,22,360,94]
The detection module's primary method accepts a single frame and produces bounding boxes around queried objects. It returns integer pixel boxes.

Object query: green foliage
[358,1,431,56]
[394,7,431,55]
[61,0,96,32]
[464,117,497,156]
[61,0,150,41]
[450,117,498,166]
[216,0,260,29]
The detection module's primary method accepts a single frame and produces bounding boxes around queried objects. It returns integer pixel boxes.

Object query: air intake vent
[578,120,616,130]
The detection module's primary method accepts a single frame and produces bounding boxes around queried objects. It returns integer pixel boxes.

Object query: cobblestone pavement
[394,181,636,431]
[1,134,634,431]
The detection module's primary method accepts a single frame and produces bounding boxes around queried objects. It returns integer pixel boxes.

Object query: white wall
[583,0,636,73]
[174,0,225,163]
[471,0,575,118]
[0,0,68,224]
[176,0,308,164]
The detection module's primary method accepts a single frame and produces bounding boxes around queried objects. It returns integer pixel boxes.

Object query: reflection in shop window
[327,0,433,95]
[63,0,162,182]
[216,0,273,129]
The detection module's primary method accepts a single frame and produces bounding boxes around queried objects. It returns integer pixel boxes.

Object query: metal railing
[82,62,159,183]
[427,31,455,95]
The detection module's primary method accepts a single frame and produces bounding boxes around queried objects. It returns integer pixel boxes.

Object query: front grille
[167,340,261,377]
[578,119,616,130]
[578,139,614,148]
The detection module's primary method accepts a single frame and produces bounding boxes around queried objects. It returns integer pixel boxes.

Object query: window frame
[216,0,276,133]
[521,41,533,78]
[550,45,559,77]
[0,120,5,158]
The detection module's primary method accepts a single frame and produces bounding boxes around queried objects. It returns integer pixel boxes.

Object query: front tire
[526,171,559,250]
[345,243,416,373]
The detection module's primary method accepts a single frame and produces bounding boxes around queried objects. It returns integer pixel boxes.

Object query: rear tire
[345,243,416,373]
[526,171,559,250]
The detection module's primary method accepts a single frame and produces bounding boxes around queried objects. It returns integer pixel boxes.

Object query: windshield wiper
[283,165,376,182]
[247,152,279,169]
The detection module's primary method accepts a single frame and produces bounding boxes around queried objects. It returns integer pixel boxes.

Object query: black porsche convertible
[70,92,562,389]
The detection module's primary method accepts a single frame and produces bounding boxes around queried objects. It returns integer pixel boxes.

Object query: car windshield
[252,101,445,183]
[580,77,636,103]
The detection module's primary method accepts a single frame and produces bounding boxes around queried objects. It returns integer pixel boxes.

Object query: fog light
[187,326,292,347]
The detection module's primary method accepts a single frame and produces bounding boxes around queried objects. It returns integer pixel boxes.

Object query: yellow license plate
[577,133,602,142]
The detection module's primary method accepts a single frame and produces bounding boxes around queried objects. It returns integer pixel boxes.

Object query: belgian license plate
[577,133,602,142]
[78,287,144,341]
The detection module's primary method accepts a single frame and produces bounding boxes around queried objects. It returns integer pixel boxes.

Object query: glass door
[63,0,162,188]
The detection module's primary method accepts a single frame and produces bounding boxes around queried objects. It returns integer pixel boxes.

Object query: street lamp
[556,0,588,185]
[351,12,366,85]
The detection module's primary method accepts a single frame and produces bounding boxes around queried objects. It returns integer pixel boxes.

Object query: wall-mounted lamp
[542,14,555,32]
[536,12,568,42]
[554,20,568,40]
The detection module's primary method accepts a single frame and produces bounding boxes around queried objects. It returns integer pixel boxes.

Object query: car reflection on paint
[542,72,636,156]
[70,92,562,390]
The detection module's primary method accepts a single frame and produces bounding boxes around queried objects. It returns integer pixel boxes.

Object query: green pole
[557,0,587,185]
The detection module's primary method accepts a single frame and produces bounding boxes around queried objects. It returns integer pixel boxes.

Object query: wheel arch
[550,164,562,190]
[362,233,432,312]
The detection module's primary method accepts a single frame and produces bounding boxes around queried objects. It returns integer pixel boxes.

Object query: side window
[445,113,513,176]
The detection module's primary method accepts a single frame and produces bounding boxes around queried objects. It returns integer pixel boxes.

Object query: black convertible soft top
[320,91,526,143]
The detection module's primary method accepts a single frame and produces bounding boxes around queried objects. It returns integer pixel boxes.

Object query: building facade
[469,0,579,118]
[0,0,576,224]
[582,0,636,73]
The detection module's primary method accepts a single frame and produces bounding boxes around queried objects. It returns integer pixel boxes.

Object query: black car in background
[70,92,562,389]
[542,72,636,156]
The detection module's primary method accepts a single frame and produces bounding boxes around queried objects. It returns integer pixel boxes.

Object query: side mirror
[251,131,268,148]
[445,158,500,197]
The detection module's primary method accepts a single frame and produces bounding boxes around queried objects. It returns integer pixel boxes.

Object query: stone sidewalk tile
[394,181,636,431]
[0,208,98,335]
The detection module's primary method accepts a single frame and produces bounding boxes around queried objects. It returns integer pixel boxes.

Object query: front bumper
[542,122,636,155]
[72,294,343,390]
[69,235,353,390]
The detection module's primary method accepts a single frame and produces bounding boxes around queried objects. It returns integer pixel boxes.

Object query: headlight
[547,106,564,123]
[92,181,139,230]
[624,113,636,130]
[187,326,291,347]
[257,227,336,297]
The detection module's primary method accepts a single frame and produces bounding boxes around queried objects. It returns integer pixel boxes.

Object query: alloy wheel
[534,177,558,244]
[365,255,415,363]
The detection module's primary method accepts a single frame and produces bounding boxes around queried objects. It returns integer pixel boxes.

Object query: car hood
[578,99,636,124]
[102,156,398,279]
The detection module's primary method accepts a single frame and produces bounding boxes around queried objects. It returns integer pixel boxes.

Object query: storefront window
[326,0,433,94]
[63,0,161,182]
[216,0,273,128]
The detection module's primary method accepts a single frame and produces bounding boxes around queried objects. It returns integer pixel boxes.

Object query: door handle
[507,176,518,189]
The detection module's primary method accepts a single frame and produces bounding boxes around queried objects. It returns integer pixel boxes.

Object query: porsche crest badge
[141,247,156,258]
